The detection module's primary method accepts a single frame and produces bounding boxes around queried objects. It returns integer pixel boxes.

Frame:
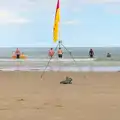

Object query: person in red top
[48,48,54,58]
[15,48,21,59]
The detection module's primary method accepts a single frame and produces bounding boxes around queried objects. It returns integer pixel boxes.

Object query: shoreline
[0,66,120,72]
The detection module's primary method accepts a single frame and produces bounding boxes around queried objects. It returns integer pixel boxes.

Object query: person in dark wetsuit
[107,53,111,58]
[89,48,94,58]
[15,48,21,59]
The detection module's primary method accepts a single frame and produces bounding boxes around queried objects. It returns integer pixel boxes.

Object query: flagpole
[40,0,78,79]
[58,21,61,46]
[58,0,61,48]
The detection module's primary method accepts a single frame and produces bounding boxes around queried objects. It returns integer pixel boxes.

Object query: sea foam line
[0,58,96,62]
[0,66,120,72]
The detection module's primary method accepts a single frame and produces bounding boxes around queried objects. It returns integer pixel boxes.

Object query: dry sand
[0,71,120,120]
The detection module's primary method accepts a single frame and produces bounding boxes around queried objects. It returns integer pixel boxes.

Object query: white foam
[0,58,96,62]
[0,66,120,72]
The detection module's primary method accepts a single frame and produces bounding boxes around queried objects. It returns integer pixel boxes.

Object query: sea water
[0,47,120,71]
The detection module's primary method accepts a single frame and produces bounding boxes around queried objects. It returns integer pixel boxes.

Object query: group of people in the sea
[12,48,112,59]
[89,49,112,58]
[48,48,112,58]
[49,47,63,58]
[89,49,111,58]
[12,48,25,59]
[49,48,95,58]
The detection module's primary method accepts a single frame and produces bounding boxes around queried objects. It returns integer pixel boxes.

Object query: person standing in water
[107,53,111,58]
[48,48,54,58]
[58,48,63,58]
[89,48,94,58]
[15,48,21,59]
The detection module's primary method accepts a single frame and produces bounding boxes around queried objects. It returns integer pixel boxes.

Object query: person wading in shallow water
[89,48,94,58]
[15,48,21,59]
[48,48,54,58]
[58,48,63,58]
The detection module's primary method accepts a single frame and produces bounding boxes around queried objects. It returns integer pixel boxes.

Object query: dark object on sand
[60,76,72,84]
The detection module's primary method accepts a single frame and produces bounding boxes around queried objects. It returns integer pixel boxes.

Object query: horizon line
[0,46,119,48]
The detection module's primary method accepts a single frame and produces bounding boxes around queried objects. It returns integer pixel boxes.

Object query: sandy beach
[0,71,120,120]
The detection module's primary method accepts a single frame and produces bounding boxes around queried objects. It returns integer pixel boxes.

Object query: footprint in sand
[17,98,24,101]
[55,104,63,108]
[43,102,50,105]
[0,108,9,111]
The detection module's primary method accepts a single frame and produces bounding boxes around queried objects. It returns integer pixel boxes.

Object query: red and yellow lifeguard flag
[53,0,60,42]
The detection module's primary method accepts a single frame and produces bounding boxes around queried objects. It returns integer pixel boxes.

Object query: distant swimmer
[12,51,15,56]
[107,53,111,58]
[48,48,54,58]
[12,51,16,59]
[15,48,21,59]
[89,48,94,58]
[58,48,63,58]
[21,52,24,56]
